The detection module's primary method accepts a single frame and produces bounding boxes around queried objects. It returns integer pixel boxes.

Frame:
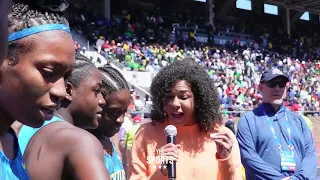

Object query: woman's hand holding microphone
[158,143,181,176]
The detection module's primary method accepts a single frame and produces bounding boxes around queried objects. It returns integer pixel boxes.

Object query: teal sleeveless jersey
[104,141,126,180]
[0,128,30,179]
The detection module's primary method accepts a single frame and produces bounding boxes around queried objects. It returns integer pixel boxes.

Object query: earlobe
[0,58,13,78]
[8,59,14,65]
[65,82,73,101]
[2,58,12,67]
[7,57,18,66]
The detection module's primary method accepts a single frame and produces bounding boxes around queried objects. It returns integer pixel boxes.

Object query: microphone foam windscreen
[164,125,177,136]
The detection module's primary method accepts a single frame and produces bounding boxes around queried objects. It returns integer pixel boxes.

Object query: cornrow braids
[65,53,96,87]
[99,65,129,96]
[9,2,69,33]
[8,1,69,60]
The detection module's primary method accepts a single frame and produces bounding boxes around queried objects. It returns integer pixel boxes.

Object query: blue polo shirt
[237,102,317,180]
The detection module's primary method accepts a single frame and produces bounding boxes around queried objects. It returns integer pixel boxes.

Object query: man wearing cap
[237,68,317,180]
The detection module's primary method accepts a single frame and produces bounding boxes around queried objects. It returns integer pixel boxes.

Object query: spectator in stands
[119,112,133,152]
[127,97,136,113]
[80,46,88,57]
[119,113,133,142]
[129,58,242,179]
[144,95,152,108]
[96,36,105,53]
[119,112,133,153]
[74,41,81,53]
[152,59,161,73]
[143,95,152,118]
[134,96,144,111]
[237,68,317,180]
[130,86,136,97]
[145,60,155,72]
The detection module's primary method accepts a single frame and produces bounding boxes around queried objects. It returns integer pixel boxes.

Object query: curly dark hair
[150,58,222,132]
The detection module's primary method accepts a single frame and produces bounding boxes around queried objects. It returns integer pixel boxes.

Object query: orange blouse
[128,122,243,180]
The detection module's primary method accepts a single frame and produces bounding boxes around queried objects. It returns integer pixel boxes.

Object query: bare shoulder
[51,126,110,179]
[50,125,104,154]
[53,127,110,180]
[26,121,103,155]
[24,122,109,180]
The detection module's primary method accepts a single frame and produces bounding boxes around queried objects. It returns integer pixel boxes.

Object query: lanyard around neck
[262,107,293,152]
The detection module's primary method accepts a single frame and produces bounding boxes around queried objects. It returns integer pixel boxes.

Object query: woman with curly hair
[128,58,242,180]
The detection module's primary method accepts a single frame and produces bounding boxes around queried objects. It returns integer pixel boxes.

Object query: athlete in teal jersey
[0,1,74,179]
[16,54,109,180]
[88,66,131,179]
[0,129,29,180]
[104,143,126,180]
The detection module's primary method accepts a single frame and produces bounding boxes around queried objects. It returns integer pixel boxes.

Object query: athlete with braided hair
[18,53,111,180]
[88,65,131,180]
[0,0,75,179]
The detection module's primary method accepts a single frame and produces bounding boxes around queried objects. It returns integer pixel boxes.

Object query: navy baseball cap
[260,68,290,83]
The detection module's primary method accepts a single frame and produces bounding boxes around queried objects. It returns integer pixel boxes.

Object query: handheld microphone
[164,125,177,180]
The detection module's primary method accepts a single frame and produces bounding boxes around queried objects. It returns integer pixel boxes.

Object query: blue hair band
[8,24,71,43]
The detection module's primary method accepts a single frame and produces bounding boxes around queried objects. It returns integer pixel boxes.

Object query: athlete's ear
[60,82,73,108]
[65,82,73,101]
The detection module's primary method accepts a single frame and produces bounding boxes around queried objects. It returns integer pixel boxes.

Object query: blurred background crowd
[67,7,320,117]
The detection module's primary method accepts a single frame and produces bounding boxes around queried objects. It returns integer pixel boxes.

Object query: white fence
[120,71,155,88]
[109,63,151,97]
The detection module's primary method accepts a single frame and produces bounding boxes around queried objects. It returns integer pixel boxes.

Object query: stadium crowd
[69,9,320,116]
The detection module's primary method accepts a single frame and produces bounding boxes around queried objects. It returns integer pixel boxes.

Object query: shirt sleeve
[236,114,286,179]
[291,115,317,180]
